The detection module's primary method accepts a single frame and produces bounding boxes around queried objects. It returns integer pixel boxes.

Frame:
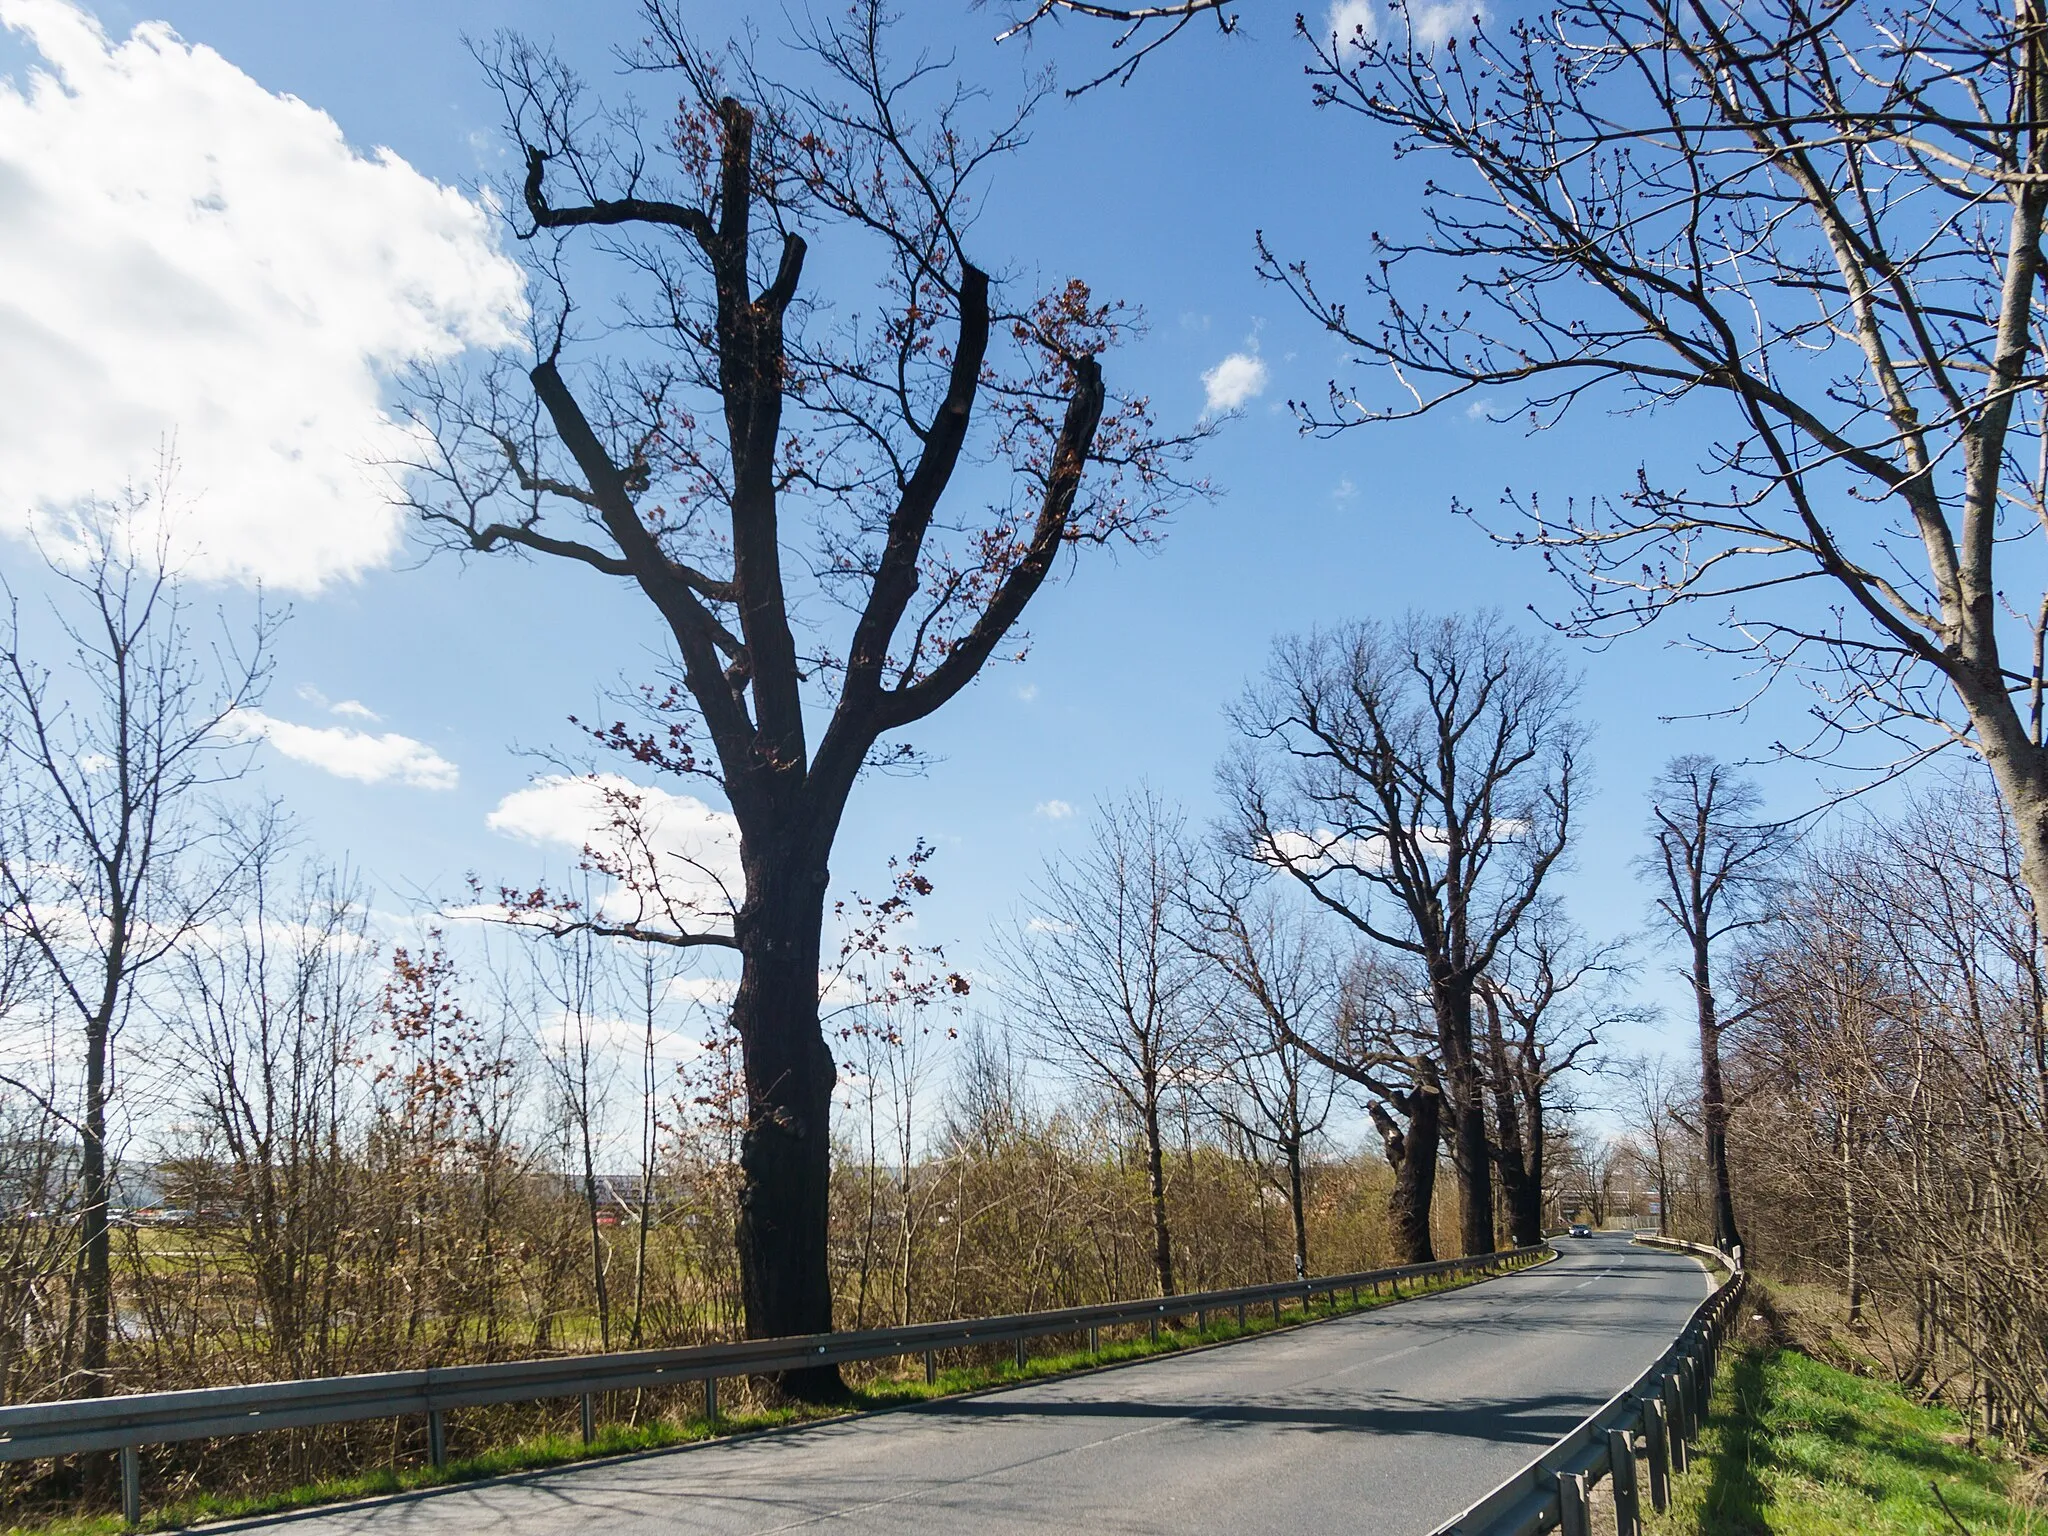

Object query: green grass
[4,1254,1547,1536]
[1649,1339,2042,1535]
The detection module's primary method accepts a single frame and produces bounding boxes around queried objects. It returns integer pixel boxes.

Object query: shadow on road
[907,1388,1600,1446]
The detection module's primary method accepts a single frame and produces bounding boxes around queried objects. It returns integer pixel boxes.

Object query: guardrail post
[1662,1377,1689,1473]
[1015,1338,1027,1370]
[1087,1326,1099,1354]
[1559,1470,1591,1536]
[580,1393,595,1446]
[120,1444,140,1527]
[1645,1398,1671,1512]
[705,1377,719,1423]
[428,1409,446,1468]
[1236,1302,1246,1329]
[1197,1308,1207,1333]
[1272,1297,1283,1323]
[1608,1425,1641,1536]
[1149,1316,1159,1343]
[925,1350,937,1384]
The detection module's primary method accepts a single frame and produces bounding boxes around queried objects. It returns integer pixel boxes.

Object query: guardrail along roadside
[1430,1235,1745,1536]
[2,1244,1550,1526]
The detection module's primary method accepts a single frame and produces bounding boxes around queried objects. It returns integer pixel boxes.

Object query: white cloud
[1326,0,1476,49]
[225,708,458,789]
[1034,799,1075,820]
[1327,0,1377,46]
[488,774,742,928]
[1201,350,1269,415]
[296,684,382,722]
[0,0,526,590]
[1015,682,1040,703]
[1464,397,1496,421]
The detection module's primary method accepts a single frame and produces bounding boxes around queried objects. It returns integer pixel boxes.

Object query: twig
[1930,1479,1973,1535]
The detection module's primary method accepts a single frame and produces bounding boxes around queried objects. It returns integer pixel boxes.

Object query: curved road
[237,1235,1707,1536]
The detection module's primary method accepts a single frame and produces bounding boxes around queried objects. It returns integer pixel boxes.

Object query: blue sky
[0,0,1850,1090]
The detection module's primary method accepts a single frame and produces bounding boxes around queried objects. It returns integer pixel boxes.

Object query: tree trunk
[730,852,843,1400]
[1483,1001,1542,1247]
[80,1006,111,1396]
[1692,935,1744,1255]
[1370,1082,1441,1266]
[1435,978,1494,1256]
[1518,1089,1545,1246]
[1285,1140,1308,1280]
[1142,1092,1176,1296]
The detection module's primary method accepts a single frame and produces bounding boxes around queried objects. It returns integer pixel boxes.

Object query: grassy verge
[1645,1322,2040,1535]
[9,1255,1547,1536]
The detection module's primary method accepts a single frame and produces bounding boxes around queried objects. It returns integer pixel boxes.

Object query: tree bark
[80,1004,111,1396]
[1692,934,1744,1256]
[1370,1082,1441,1266]
[1285,1140,1308,1280]
[729,847,842,1398]
[1483,995,1544,1247]
[1142,1093,1176,1297]
[1435,976,1495,1256]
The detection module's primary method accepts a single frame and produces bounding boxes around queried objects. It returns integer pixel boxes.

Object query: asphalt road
[238,1235,1708,1536]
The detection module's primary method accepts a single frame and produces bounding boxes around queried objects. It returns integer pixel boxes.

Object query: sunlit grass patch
[1649,1335,2041,1535]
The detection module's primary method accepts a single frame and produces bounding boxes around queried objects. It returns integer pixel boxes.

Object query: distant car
[1569,1223,1593,1237]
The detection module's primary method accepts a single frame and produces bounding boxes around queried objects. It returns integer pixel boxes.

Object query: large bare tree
[1223,611,1583,1257]
[406,4,1187,1391]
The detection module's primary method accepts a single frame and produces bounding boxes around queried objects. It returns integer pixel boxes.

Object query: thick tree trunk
[1370,1083,1441,1266]
[1518,1090,1546,1245]
[1483,1003,1542,1247]
[1435,978,1494,1256]
[730,852,843,1400]
[1692,936,1744,1255]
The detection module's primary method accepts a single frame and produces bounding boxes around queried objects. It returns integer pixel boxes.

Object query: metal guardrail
[1428,1234,1746,1536]
[2,1244,1549,1525]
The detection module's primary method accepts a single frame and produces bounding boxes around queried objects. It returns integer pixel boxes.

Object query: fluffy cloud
[1325,0,1476,49]
[1201,350,1269,415]
[0,0,525,590]
[225,708,458,789]
[488,774,743,929]
[1034,799,1075,820]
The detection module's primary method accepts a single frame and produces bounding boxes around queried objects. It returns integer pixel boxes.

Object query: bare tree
[1612,1053,1694,1239]
[176,850,374,1378]
[1478,906,1631,1246]
[998,791,1207,1296]
[1181,867,1341,1279]
[1641,757,1793,1254]
[0,516,268,1397]
[1223,611,1583,1257]
[528,921,618,1350]
[404,1,1192,1391]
